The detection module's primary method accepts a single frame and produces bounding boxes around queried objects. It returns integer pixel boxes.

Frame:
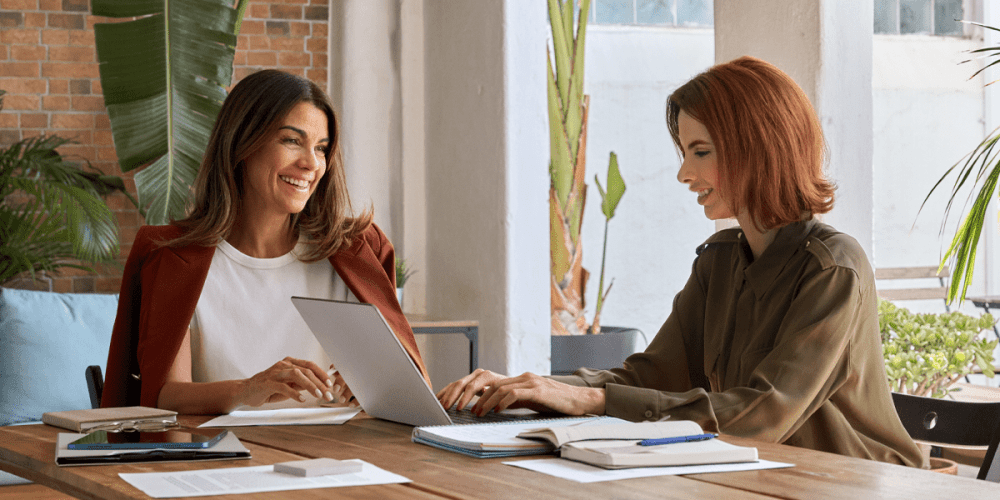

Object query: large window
[874,0,965,35]
[589,0,713,27]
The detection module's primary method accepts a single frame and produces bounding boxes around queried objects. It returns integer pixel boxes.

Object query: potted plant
[0,90,138,287]
[395,257,416,307]
[879,298,997,398]
[547,0,639,374]
[879,298,998,472]
[921,22,1000,304]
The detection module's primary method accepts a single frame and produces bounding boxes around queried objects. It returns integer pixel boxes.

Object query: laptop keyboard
[445,408,555,425]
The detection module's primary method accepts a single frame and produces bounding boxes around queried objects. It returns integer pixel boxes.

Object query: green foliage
[0,91,137,284]
[595,151,625,220]
[921,21,1000,304]
[592,152,626,323]
[879,298,997,398]
[91,0,248,225]
[395,257,416,288]
[547,0,590,211]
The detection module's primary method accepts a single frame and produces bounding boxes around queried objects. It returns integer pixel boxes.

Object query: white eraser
[273,458,363,477]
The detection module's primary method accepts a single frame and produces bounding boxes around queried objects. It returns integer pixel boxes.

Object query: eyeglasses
[87,419,179,433]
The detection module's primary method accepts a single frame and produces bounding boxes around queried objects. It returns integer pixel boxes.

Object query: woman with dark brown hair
[437,57,924,467]
[102,69,428,414]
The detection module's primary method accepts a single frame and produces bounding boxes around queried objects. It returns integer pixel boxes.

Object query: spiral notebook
[411,416,629,458]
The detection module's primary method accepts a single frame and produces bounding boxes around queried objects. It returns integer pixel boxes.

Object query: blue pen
[638,433,718,446]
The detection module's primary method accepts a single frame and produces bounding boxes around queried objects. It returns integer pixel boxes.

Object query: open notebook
[412,416,627,458]
[520,420,758,469]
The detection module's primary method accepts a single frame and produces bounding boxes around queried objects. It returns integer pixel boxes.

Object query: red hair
[666,56,835,231]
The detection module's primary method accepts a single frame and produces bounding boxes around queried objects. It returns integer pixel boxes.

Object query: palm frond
[923,122,1000,304]
[920,29,1000,303]
[92,0,243,224]
[0,132,131,284]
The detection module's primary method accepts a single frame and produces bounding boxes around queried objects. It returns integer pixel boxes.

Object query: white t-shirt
[189,239,356,409]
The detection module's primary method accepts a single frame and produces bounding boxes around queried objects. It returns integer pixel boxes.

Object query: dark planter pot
[550,326,645,376]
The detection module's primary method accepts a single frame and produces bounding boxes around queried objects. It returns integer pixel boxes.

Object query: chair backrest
[86,365,104,409]
[875,266,950,311]
[891,391,1000,481]
[982,426,1000,481]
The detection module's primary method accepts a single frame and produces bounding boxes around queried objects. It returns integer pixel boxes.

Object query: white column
[502,0,550,374]
[714,0,875,258]
[423,0,549,376]
[400,0,427,313]
[331,0,401,242]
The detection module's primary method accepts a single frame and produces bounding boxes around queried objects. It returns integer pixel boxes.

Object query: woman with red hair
[438,57,924,467]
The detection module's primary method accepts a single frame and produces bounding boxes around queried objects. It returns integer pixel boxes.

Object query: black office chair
[891,392,1000,481]
[85,365,104,409]
[983,426,1000,481]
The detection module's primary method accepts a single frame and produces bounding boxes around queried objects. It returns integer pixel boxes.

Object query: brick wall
[0,0,329,293]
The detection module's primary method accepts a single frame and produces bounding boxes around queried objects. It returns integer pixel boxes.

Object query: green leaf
[92,0,241,225]
[0,133,132,283]
[564,0,590,161]
[547,49,573,209]
[560,0,573,53]
[598,152,625,220]
[567,187,585,244]
[550,190,571,281]
[922,118,1000,304]
[547,0,571,108]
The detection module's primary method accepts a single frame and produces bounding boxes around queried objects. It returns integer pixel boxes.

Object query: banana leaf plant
[549,0,592,336]
[548,0,626,335]
[0,91,139,284]
[92,0,248,225]
[922,21,1000,304]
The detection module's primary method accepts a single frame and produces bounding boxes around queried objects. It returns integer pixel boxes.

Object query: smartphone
[67,428,228,450]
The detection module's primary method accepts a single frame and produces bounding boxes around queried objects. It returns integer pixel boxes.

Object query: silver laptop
[291,296,563,427]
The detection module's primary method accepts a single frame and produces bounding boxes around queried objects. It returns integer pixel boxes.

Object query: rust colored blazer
[101,223,429,409]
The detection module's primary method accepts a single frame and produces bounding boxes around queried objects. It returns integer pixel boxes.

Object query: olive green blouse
[552,219,926,467]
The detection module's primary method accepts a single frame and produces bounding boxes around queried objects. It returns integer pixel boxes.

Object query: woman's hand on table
[238,357,337,407]
[436,369,606,417]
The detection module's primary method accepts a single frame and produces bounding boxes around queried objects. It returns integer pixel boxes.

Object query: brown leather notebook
[42,406,177,432]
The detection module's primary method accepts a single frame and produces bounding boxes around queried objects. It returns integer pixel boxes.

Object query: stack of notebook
[413,418,757,468]
[43,406,251,466]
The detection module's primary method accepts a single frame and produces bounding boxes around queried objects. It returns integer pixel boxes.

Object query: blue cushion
[0,288,118,427]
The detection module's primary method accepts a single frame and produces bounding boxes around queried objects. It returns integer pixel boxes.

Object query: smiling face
[241,101,330,222]
[675,110,733,221]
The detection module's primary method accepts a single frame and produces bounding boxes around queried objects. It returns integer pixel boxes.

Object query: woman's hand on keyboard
[436,369,606,417]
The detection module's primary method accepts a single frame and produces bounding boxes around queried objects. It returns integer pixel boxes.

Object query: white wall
[423,0,549,381]
[579,26,715,343]
[400,0,427,315]
[335,0,402,242]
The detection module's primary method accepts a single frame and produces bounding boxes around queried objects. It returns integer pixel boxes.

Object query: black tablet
[67,428,228,450]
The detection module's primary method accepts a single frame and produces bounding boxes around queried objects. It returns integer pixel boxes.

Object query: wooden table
[2,414,999,500]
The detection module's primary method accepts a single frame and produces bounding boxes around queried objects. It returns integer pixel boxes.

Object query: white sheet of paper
[119,460,408,498]
[198,407,361,428]
[503,457,793,483]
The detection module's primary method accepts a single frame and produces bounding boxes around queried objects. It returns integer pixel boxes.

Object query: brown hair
[666,56,835,231]
[166,69,371,261]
